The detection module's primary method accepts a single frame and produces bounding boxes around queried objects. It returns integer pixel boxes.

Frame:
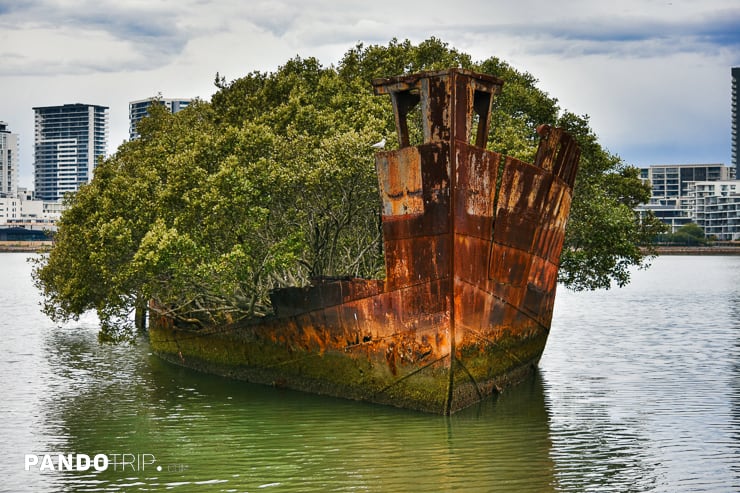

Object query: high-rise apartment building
[0,121,19,198]
[129,97,191,140]
[732,67,739,171]
[33,104,109,202]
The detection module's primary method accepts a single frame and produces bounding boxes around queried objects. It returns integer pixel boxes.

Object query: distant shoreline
[0,241,53,253]
[646,246,740,255]
[4,242,740,255]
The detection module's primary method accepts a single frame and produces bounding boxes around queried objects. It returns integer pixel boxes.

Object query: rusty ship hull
[149,69,580,414]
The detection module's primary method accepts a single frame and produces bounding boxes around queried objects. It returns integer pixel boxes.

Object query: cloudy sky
[1,0,739,189]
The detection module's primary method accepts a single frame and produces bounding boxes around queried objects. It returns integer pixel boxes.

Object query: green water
[2,253,740,491]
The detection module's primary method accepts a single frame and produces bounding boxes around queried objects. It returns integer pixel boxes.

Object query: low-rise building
[638,164,740,240]
[689,181,740,240]
[642,163,734,202]
[636,198,694,232]
[0,195,60,232]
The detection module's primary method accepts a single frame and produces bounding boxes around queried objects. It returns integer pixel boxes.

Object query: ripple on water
[3,254,740,492]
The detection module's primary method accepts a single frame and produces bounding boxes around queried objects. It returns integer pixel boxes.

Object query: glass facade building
[733,67,739,171]
[33,104,109,202]
[129,98,191,140]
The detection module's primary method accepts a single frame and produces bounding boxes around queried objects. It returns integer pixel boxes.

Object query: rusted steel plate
[376,146,424,216]
[535,125,581,188]
[380,143,449,238]
[454,145,499,239]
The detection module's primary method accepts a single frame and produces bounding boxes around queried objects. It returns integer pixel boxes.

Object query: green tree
[33,38,663,340]
[668,222,707,245]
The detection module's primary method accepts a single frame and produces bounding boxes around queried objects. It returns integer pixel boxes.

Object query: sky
[1,0,739,190]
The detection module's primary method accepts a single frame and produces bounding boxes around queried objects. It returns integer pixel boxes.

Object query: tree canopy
[32,38,664,340]
[654,222,707,246]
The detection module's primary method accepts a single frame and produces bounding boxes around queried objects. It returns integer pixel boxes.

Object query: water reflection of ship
[150,68,581,415]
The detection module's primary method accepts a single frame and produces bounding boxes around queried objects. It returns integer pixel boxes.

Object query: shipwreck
[149,68,581,414]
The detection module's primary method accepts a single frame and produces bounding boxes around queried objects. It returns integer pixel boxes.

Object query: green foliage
[554,112,665,289]
[654,222,707,246]
[33,38,659,339]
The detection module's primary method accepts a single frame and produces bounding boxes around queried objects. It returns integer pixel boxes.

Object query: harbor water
[1,252,739,492]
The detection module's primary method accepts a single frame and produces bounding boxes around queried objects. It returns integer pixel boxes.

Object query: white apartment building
[638,164,737,233]
[0,121,19,198]
[642,163,734,201]
[688,181,740,240]
[0,195,60,231]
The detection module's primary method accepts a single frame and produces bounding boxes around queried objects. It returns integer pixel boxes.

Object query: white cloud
[521,49,735,165]
[1,0,738,188]
[0,26,145,76]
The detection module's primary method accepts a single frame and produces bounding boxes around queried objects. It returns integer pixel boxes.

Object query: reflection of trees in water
[41,327,558,492]
[39,329,162,489]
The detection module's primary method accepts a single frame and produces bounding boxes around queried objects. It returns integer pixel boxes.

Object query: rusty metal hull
[149,69,580,414]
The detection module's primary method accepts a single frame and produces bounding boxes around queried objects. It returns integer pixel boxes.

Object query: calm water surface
[1,253,739,492]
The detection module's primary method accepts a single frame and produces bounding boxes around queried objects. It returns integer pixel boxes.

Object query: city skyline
[1,0,739,189]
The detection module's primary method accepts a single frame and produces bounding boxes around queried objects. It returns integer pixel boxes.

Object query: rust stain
[376,146,424,216]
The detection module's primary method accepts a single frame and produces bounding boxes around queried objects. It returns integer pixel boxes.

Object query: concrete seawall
[647,246,740,255]
[0,241,53,252]
[7,242,737,256]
